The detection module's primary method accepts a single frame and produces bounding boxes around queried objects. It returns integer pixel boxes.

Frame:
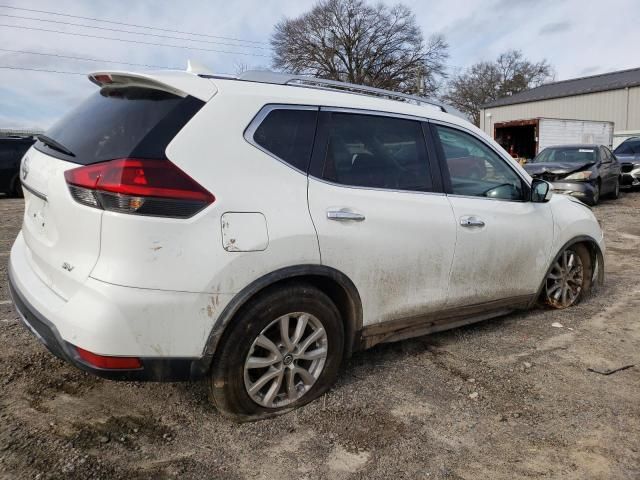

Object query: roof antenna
[186,59,214,75]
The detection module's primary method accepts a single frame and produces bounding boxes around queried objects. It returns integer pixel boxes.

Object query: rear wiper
[38,134,75,157]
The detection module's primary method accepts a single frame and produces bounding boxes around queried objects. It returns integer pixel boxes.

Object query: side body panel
[90,88,321,294]
[445,197,554,305]
[547,195,605,261]
[308,178,457,326]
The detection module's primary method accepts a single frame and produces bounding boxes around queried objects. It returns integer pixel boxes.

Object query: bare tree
[271,0,448,97]
[442,50,554,125]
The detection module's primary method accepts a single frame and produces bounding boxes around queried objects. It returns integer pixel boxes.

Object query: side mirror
[531,178,552,202]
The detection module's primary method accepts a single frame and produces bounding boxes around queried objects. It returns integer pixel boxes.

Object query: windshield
[531,147,596,164]
[614,139,640,155]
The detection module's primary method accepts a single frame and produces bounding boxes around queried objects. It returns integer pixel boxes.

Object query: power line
[0,24,271,58]
[0,48,179,70]
[0,65,85,75]
[0,4,270,46]
[0,64,234,77]
[0,13,273,51]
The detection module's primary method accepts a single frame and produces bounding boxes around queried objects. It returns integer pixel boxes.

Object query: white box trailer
[613,129,640,149]
[493,117,614,160]
[538,118,614,151]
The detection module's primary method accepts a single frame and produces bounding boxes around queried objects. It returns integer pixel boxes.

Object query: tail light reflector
[64,158,214,218]
[76,347,142,370]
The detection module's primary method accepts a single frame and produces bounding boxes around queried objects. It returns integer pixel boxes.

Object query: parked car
[523,144,621,205]
[613,137,640,187]
[0,135,36,197]
[9,67,605,421]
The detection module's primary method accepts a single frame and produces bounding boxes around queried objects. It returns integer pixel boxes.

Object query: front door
[307,110,457,326]
[430,123,554,307]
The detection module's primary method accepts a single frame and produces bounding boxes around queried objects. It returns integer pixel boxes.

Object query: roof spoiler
[88,69,216,101]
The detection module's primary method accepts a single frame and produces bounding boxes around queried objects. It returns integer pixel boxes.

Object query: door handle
[460,216,485,228]
[327,209,366,222]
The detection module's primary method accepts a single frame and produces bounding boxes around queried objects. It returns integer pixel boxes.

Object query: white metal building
[480,67,640,151]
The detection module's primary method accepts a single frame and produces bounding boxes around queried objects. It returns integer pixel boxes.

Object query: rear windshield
[37,87,203,164]
[614,139,640,155]
[531,147,596,163]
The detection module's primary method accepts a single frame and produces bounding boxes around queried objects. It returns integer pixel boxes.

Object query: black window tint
[614,140,640,155]
[603,147,615,163]
[0,139,32,165]
[37,87,203,165]
[435,125,524,201]
[321,113,431,191]
[253,109,318,172]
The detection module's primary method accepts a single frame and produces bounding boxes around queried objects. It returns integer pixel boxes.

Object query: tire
[590,181,600,206]
[210,283,344,421]
[544,243,593,309]
[609,177,620,199]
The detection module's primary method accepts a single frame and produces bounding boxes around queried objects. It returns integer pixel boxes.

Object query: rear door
[307,109,457,327]
[19,86,204,300]
[430,122,554,307]
[601,146,620,192]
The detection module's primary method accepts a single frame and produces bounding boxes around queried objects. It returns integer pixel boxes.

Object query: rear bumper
[8,267,202,381]
[549,181,597,204]
[8,232,233,381]
[9,270,199,381]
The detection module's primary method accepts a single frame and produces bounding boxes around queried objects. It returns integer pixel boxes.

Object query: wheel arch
[531,235,605,306]
[192,265,363,377]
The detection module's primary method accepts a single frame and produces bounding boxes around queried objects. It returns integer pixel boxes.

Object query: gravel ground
[0,192,639,479]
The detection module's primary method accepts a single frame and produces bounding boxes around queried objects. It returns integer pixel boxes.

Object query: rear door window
[614,140,640,155]
[319,112,432,191]
[37,87,204,164]
[602,147,615,163]
[251,108,318,172]
[434,125,525,201]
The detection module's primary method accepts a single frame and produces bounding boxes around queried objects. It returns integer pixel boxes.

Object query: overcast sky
[1,0,639,130]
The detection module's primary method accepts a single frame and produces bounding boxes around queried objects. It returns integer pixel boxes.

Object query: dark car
[0,136,36,197]
[523,144,621,206]
[613,137,640,187]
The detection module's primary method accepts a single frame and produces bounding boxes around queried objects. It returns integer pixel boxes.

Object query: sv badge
[62,262,74,272]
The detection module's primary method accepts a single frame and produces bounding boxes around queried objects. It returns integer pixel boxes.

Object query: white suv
[9,66,604,420]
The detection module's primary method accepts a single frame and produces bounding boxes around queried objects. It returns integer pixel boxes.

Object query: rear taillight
[64,158,215,218]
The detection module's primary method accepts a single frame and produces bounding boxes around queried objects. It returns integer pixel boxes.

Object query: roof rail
[200,70,468,120]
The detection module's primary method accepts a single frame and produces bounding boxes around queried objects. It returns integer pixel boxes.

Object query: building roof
[483,67,640,109]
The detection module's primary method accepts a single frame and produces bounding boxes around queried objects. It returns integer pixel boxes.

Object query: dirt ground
[0,192,639,480]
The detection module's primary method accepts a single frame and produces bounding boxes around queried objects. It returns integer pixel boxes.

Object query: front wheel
[544,244,592,309]
[210,283,344,421]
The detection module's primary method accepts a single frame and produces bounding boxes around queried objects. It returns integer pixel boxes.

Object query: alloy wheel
[545,249,584,308]
[243,312,328,408]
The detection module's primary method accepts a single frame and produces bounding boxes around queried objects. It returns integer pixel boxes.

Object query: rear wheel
[609,177,620,199]
[210,283,344,421]
[544,244,592,309]
[590,181,600,205]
